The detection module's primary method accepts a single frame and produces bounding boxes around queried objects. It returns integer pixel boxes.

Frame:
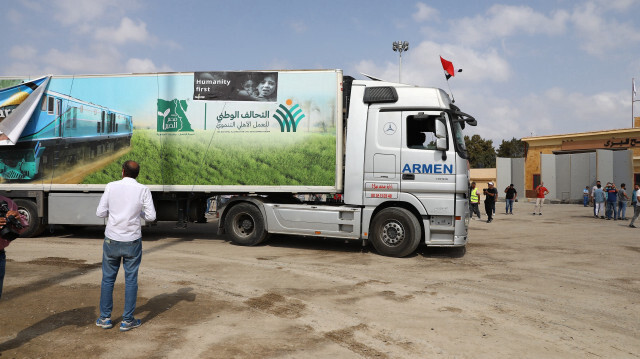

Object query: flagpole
[445,78,455,103]
[633,78,636,128]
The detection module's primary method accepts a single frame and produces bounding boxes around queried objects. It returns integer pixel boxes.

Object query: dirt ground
[0,203,638,358]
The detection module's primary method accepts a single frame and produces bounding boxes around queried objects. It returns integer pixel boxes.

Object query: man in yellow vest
[469,182,481,220]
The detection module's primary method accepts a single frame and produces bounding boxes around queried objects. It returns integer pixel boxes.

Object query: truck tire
[14,199,45,238]
[370,207,421,257]
[224,203,267,246]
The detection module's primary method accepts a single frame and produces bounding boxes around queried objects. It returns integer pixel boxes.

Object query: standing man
[484,182,498,223]
[594,184,606,219]
[96,160,156,331]
[533,182,549,215]
[0,195,29,300]
[583,186,590,207]
[617,183,629,220]
[469,182,481,220]
[629,184,640,227]
[591,180,601,216]
[604,182,618,220]
[504,184,517,215]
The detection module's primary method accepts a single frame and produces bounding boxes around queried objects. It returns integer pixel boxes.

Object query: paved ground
[0,203,638,358]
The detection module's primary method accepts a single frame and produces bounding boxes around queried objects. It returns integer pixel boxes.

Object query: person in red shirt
[533,182,549,215]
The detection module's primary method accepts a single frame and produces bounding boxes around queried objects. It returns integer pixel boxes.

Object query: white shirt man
[95,160,156,332]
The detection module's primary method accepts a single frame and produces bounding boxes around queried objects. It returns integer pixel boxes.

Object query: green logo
[157,99,193,132]
[273,99,305,132]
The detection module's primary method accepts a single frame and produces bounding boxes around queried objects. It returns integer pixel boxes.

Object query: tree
[497,137,526,158]
[464,134,496,168]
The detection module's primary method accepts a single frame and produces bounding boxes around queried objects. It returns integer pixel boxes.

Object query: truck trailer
[0,69,477,257]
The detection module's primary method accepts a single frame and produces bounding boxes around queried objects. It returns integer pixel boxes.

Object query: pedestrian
[533,182,549,215]
[629,184,640,227]
[591,180,601,215]
[594,184,606,219]
[95,160,156,331]
[469,182,481,220]
[604,182,618,220]
[0,195,29,300]
[484,182,498,223]
[617,183,629,220]
[583,186,590,207]
[504,184,517,214]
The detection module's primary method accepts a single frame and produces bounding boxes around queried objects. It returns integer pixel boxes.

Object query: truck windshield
[450,119,468,159]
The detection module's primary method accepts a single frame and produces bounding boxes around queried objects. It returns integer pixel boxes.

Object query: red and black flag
[440,56,462,80]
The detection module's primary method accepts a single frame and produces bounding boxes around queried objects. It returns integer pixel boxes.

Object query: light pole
[393,41,409,82]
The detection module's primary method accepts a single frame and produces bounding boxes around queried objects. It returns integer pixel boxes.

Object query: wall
[541,154,557,200]
[496,157,525,199]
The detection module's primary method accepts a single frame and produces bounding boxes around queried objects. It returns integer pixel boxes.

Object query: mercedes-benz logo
[383,122,397,135]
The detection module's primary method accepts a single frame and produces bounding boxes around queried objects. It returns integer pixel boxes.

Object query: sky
[3,0,640,144]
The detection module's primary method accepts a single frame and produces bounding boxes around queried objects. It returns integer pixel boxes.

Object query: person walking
[0,195,29,300]
[583,186,590,207]
[594,184,606,219]
[617,183,629,220]
[484,182,498,223]
[533,182,549,215]
[504,184,517,214]
[604,182,618,220]
[469,182,481,220]
[629,184,640,227]
[96,160,156,331]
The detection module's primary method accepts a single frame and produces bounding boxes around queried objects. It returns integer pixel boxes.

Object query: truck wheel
[370,207,421,257]
[224,203,267,246]
[14,199,45,238]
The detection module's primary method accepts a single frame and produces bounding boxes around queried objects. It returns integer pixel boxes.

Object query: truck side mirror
[435,117,448,160]
[435,118,447,139]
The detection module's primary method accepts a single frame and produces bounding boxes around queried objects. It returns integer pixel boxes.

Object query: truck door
[400,111,456,217]
[362,109,401,202]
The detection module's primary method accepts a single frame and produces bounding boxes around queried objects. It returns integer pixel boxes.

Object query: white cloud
[569,2,640,56]
[43,45,123,74]
[451,5,569,46]
[53,0,113,26]
[126,58,172,73]
[52,0,138,27]
[95,17,151,44]
[6,9,23,24]
[9,45,37,60]
[290,21,307,33]
[413,3,439,22]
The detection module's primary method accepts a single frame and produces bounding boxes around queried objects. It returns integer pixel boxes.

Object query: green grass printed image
[82,129,336,186]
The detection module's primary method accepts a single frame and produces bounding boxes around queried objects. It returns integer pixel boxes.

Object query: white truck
[0,69,476,257]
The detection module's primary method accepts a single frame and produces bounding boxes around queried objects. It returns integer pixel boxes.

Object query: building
[520,128,640,201]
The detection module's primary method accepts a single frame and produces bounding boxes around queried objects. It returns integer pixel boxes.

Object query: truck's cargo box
[0,70,343,193]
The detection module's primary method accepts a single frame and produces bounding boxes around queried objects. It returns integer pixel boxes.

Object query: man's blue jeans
[99,238,142,322]
[0,250,5,300]
[617,201,627,219]
[505,199,514,214]
[583,195,589,206]
[606,202,616,219]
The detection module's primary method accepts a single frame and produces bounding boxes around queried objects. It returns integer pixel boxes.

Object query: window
[405,113,438,150]
[48,96,55,114]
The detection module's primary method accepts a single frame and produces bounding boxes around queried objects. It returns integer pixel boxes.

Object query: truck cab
[220,77,476,257]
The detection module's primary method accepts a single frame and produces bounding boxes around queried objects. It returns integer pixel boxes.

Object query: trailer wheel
[14,199,45,238]
[224,203,267,246]
[370,207,421,257]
